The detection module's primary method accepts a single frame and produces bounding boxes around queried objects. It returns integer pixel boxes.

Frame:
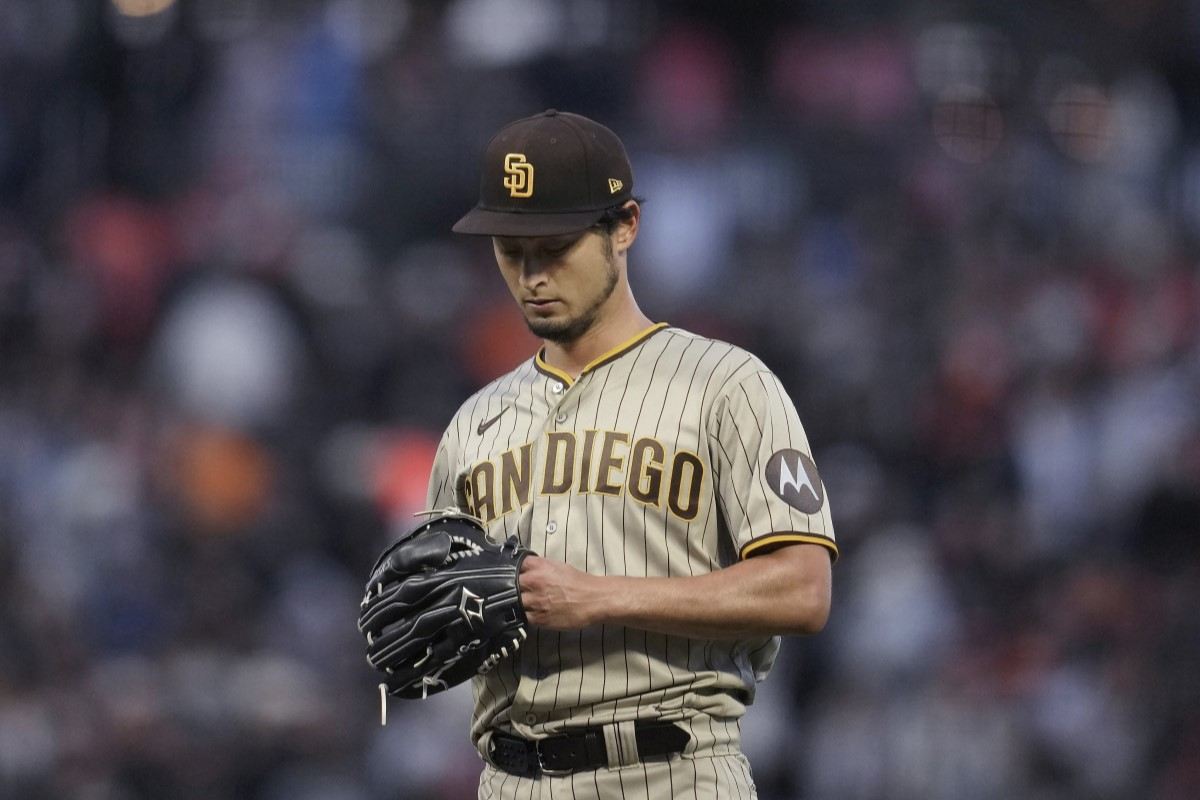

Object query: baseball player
[433,109,837,799]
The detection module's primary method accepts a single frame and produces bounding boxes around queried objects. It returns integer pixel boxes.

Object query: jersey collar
[534,322,669,387]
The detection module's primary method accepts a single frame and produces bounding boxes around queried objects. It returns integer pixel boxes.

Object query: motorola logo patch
[764,449,824,514]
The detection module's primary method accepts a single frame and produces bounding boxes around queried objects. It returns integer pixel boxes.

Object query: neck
[541,292,653,378]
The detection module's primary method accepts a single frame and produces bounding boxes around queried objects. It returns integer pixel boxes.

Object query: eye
[544,238,577,257]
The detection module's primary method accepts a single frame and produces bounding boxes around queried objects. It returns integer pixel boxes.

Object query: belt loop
[603,721,640,769]
[601,724,622,769]
[481,730,497,768]
[617,720,641,766]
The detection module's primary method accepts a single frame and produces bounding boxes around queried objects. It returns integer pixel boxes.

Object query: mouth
[524,298,560,310]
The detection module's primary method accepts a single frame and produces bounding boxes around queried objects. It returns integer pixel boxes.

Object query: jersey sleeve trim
[533,322,669,386]
[740,532,839,563]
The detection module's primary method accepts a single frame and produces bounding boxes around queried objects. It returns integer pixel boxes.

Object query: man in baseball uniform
[434,109,837,799]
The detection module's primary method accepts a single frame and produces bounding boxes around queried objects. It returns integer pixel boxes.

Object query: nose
[516,253,551,289]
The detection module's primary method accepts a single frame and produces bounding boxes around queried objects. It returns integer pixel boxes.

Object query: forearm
[586,545,831,639]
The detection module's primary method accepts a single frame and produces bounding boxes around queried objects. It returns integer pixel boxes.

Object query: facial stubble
[524,244,620,345]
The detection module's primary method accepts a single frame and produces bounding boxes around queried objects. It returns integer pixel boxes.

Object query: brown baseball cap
[452,109,634,237]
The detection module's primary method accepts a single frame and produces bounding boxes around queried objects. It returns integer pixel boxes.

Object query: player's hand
[518,556,601,631]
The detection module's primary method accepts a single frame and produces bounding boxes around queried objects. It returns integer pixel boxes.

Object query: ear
[612,200,640,255]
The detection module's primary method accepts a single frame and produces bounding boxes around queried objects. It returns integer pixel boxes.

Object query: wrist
[583,573,620,627]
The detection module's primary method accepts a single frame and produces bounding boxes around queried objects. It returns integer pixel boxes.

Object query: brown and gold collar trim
[533,322,669,386]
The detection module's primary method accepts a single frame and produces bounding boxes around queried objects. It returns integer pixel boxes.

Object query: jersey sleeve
[709,370,838,562]
[425,426,464,511]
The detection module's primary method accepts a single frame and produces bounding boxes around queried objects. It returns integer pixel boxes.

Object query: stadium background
[2,0,1199,798]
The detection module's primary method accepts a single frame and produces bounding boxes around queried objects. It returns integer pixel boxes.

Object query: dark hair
[592,197,644,235]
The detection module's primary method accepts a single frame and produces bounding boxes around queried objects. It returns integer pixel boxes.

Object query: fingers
[367,604,461,669]
[361,563,511,628]
[518,566,551,625]
[518,560,598,631]
[375,531,452,581]
[358,571,455,632]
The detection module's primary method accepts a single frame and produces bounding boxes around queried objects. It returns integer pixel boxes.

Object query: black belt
[490,721,690,777]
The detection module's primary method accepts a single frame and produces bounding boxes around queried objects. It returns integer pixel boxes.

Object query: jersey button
[524,713,538,725]
[555,412,568,424]
[551,381,564,394]
[546,520,558,534]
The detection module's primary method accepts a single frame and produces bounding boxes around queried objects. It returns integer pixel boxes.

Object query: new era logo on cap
[453,109,635,237]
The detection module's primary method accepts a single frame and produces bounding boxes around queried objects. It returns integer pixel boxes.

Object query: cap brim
[452,207,605,237]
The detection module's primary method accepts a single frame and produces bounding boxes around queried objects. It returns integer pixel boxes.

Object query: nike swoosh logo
[476,407,510,436]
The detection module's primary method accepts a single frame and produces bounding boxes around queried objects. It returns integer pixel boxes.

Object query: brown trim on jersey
[533,354,575,385]
[582,322,670,374]
[739,532,839,563]
[533,322,670,386]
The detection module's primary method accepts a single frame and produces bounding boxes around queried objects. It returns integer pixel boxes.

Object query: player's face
[492,229,620,344]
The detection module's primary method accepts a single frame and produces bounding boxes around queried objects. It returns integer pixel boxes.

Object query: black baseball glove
[357,510,534,707]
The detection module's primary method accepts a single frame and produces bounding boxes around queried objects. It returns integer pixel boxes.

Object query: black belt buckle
[535,739,574,777]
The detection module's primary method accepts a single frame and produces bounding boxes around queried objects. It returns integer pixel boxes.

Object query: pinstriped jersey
[425,323,837,759]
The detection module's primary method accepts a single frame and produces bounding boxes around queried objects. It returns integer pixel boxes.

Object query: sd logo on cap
[453,109,634,237]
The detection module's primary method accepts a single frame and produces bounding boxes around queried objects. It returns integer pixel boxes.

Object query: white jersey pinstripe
[425,323,837,774]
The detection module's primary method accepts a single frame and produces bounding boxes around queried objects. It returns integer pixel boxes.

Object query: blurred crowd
[2,0,1200,798]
